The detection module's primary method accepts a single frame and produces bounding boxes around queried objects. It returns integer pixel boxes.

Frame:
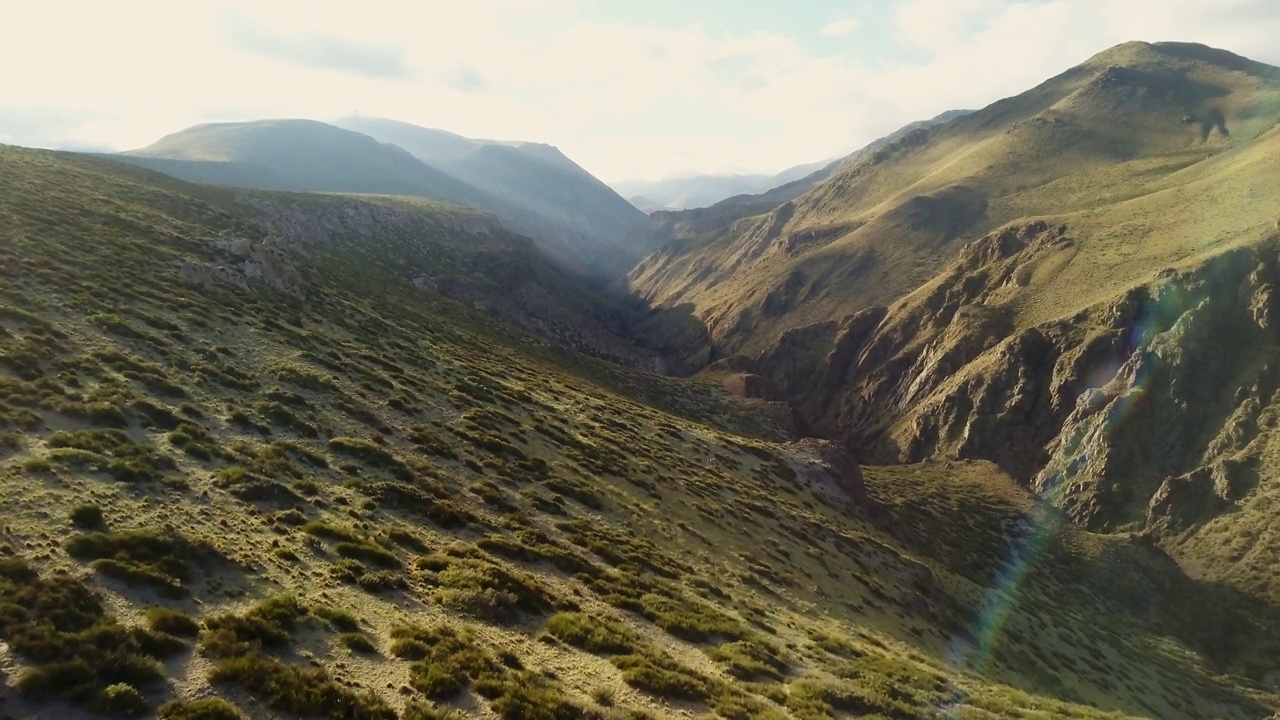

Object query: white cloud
[821,18,861,38]
[0,1,1277,181]
[895,0,1003,52]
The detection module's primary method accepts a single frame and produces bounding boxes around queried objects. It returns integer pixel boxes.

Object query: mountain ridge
[627,40,1280,356]
[117,117,647,276]
[333,116,648,276]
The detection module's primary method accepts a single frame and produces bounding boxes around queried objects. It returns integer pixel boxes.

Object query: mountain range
[2,39,1280,720]
[612,159,836,213]
[114,118,648,274]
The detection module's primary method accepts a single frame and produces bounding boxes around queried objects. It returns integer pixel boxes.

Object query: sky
[2,0,1279,183]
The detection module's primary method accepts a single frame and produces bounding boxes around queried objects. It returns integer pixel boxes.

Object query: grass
[338,632,378,653]
[389,624,505,700]
[0,142,1274,720]
[157,698,247,720]
[544,611,641,655]
[209,651,397,720]
[65,528,213,598]
[0,556,181,716]
[418,554,559,625]
[145,607,201,637]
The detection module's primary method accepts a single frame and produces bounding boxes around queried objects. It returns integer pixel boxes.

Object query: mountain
[614,158,837,212]
[117,119,645,275]
[628,42,1280,357]
[625,40,1280,645]
[619,109,967,316]
[334,117,648,275]
[3,133,1278,719]
[119,119,486,205]
[614,111,971,214]
[7,38,1280,720]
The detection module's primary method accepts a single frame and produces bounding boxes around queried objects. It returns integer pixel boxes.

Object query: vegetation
[157,698,248,720]
[0,128,1276,720]
[0,557,180,715]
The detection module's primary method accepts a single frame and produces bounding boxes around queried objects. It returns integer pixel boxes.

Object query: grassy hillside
[1,144,1274,720]
[627,42,1280,356]
[335,117,648,276]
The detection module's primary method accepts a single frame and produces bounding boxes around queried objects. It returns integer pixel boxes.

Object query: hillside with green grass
[622,110,973,292]
[627,42,1280,356]
[2,142,1276,720]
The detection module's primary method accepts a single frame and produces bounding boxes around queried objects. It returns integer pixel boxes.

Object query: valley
[1,39,1280,720]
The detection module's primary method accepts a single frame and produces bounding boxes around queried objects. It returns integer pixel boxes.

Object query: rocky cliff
[757,221,1280,549]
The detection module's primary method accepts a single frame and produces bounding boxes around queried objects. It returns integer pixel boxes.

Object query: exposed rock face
[790,437,869,509]
[178,233,303,293]
[755,221,1280,532]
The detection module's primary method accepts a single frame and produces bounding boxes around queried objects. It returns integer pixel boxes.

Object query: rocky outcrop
[790,437,869,509]
[178,233,303,294]
[756,221,1280,533]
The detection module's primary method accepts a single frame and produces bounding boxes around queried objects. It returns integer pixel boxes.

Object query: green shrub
[390,624,505,700]
[338,632,377,654]
[145,607,200,637]
[480,670,602,720]
[91,559,186,598]
[423,556,556,625]
[46,428,172,482]
[302,520,363,543]
[545,612,640,655]
[167,422,216,459]
[386,527,428,552]
[334,540,402,569]
[328,437,406,473]
[402,703,463,720]
[705,639,789,681]
[157,698,246,720]
[99,682,149,717]
[637,593,747,644]
[65,529,209,596]
[215,467,301,504]
[201,595,306,658]
[312,605,361,632]
[70,504,106,529]
[357,569,406,593]
[210,651,396,720]
[0,557,171,715]
[611,651,715,703]
[590,685,616,706]
[784,676,923,720]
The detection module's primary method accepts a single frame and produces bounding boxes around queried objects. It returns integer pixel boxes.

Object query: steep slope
[628,42,1280,357]
[623,110,973,341]
[335,117,648,275]
[2,144,1277,719]
[744,213,1280,646]
[706,47,1280,633]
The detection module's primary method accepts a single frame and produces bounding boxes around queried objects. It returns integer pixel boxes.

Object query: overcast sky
[2,0,1278,182]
